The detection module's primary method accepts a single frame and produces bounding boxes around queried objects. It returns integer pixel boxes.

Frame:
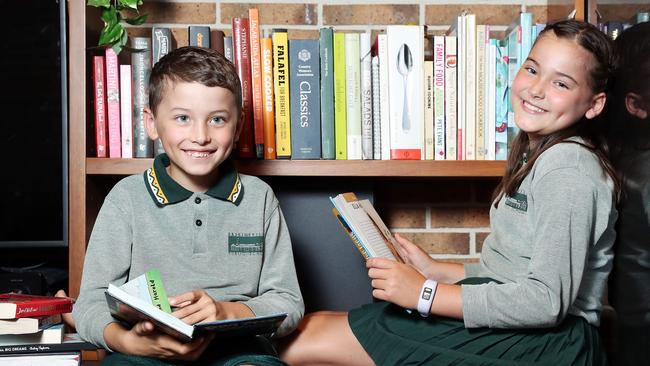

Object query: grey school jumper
[73,155,304,349]
[462,139,617,329]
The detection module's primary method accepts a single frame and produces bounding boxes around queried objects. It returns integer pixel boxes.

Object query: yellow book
[333,32,347,160]
[273,29,291,158]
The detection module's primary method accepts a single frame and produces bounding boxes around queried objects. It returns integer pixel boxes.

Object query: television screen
[0,0,67,247]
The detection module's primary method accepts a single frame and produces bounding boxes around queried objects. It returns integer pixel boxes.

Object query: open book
[105,270,287,343]
[330,192,403,262]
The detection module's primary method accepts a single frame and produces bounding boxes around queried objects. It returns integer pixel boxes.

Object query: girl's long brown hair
[493,20,620,207]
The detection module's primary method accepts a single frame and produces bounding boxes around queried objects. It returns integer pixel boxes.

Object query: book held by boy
[105,270,287,342]
[330,192,403,262]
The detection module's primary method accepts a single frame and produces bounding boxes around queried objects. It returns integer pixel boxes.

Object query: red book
[232,17,254,158]
[0,293,74,319]
[92,55,107,158]
[105,47,122,158]
[249,9,265,159]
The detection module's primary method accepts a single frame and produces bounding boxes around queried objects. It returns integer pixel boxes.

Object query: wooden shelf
[86,158,506,177]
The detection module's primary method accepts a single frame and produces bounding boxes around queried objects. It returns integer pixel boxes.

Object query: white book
[450,16,466,160]
[377,34,391,160]
[486,41,497,160]
[371,56,381,159]
[360,31,373,160]
[387,25,424,160]
[0,351,80,366]
[445,35,458,160]
[475,24,487,160]
[345,33,362,160]
[106,279,287,343]
[0,324,64,346]
[330,192,403,262]
[119,65,133,158]
[433,36,446,160]
[0,315,61,336]
[464,14,477,160]
[424,61,434,160]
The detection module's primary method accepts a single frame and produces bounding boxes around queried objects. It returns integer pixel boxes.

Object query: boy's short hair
[148,46,242,116]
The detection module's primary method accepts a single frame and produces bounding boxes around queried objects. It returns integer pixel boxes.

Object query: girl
[280,19,618,366]
[605,21,650,366]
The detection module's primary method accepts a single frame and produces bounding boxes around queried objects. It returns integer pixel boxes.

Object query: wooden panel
[86,158,506,177]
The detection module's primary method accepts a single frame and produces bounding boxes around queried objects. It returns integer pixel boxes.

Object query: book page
[359,200,403,262]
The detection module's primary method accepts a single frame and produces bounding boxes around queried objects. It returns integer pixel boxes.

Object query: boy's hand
[169,290,254,325]
[367,258,425,309]
[105,322,213,361]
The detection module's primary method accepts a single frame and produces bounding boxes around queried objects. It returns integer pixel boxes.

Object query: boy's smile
[145,81,241,192]
[511,33,606,142]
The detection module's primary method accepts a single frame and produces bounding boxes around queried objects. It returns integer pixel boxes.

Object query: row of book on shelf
[0,293,92,365]
[92,9,650,162]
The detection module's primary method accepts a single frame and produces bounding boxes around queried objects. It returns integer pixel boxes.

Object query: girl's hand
[394,234,436,278]
[367,258,425,309]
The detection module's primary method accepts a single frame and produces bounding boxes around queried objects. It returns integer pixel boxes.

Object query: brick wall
[124,0,635,263]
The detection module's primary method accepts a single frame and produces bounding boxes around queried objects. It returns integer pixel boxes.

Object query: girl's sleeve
[462,168,599,328]
[72,193,133,349]
[238,196,304,337]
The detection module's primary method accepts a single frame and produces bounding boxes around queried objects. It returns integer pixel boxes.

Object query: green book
[119,269,171,313]
[333,32,347,160]
[320,28,335,160]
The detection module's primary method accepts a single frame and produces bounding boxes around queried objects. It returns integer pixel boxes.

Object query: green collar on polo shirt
[143,153,243,207]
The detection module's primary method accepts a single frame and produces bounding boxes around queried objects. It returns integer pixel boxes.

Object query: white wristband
[417,279,438,317]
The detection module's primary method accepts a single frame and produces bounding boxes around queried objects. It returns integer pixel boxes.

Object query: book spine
[272,29,291,158]
[371,56,381,160]
[520,13,533,62]
[232,18,255,158]
[360,32,373,160]
[388,25,423,160]
[188,26,210,47]
[377,34,390,160]
[119,65,133,159]
[444,36,457,160]
[320,27,336,160]
[433,36,446,160]
[11,302,73,319]
[131,37,153,158]
[333,32,347,160]
[457,16,466,160]
[92,56,107,158]
[486,40,497,160]
[249,9,265,158]
[344,33,361,160]
[495,41,508,160]
[151,27,173,157]
[464,14,476,160]
[289,40,321,159]
[210,29,225,55]
[224,36,233,62]
[475,24,486,160]
[152,27,172,64]
[0,343,88,355]
[261,37,276,160]
[423,60,434,160]
[506,24,521,148]
[105,47,121,158]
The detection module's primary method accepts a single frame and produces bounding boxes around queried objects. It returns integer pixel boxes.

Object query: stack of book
[0,293,92,365]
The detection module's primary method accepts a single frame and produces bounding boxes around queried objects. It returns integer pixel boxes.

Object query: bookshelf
[66,0,590,298]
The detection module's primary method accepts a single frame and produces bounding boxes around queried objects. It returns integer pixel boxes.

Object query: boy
[73,47,303,365]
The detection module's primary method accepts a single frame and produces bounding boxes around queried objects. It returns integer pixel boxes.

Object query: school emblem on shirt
[505,192,528,212]
[228,233,264,254]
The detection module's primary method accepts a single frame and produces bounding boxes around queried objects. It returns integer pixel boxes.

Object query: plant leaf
[118,0,140,11]
[87,0,111,8]
[100,7,118,25]
[124,14,148,25]
[98,23,125,47]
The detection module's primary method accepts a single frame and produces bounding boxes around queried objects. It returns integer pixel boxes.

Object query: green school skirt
[349,279,606,366]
